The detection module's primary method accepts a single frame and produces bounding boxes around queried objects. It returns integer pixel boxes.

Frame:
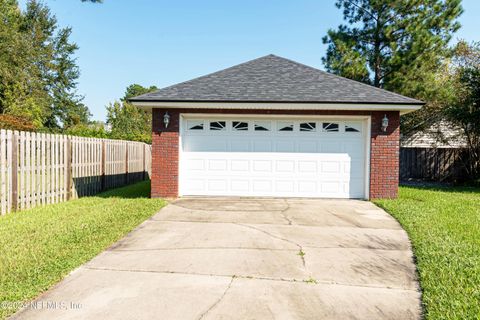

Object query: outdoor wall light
[163,111,170,128]
[381,114,389,132]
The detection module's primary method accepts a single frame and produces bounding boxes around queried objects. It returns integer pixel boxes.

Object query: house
[130,55,423,199]
[401,120,467,148]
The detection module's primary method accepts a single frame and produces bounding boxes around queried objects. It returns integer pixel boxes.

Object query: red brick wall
[151,109,180,198]
[151,108,400,199]
[369,111,400,199]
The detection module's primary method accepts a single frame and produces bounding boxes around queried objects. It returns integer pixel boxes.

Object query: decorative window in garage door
[300,122,316,132]
[345,122,361,133]
[232,121,248,131]
[210,121,226,131]
[322,122,339,132]
[254,121,271,131]
[187,120,204,130]
[278,122,294,131]
[185,119,362,134]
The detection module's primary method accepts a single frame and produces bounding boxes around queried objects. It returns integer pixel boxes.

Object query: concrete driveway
[13,198,421,320]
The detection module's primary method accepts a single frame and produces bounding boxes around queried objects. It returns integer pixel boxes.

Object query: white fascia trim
[181,113,370,120]
[131,101,422,114]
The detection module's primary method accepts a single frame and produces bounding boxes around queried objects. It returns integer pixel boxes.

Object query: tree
[22,0,89,129]
[445,41,480,180]
[122,84,158,102]
[402,41,480,181]
[0,0,46,127]
[64,121,109,138]
[106,84,158,143]
[323,0,463,96]
[0,0,90,130]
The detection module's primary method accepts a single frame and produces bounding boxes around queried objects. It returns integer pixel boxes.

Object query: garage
[130,54,423,199]
[179,116,369,198]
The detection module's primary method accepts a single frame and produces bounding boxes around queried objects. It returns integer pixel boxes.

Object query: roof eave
[130,100,424,114]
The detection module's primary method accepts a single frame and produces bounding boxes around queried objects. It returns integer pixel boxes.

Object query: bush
[64,123,109,138]
[0,115,37,131]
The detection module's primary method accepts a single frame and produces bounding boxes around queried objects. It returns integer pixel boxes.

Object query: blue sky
[19,0,480,121]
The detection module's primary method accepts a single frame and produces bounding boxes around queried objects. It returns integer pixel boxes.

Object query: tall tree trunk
[373,16,382,88]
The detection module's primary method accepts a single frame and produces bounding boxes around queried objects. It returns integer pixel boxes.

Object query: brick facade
[369,111,400,199]
[151,108,400,199]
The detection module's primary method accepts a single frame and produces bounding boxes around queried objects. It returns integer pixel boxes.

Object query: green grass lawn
[374,186,480,320]
[0,181,166,319]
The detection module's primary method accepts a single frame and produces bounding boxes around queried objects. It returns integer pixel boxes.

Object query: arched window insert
[254,121,271,131]
[345,122,361,132]
[300,122,316,132]
[210,121,226,131]
[323,122,339,132]
[187,120,204,130]
[232,121,248,131]
[278,122,294,131]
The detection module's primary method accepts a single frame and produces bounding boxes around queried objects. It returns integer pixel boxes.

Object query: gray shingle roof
[130,54,423,105]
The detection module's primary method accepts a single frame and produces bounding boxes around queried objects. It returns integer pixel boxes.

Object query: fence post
[124,142,129,185]
[101,140,106,191]
[11,132,18,212]
[142,144,146,181]
[66,137,73,200]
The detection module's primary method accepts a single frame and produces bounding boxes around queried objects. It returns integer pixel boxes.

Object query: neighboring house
[399,120,468,183]
[130,55,423,199]
[401,120,467,148]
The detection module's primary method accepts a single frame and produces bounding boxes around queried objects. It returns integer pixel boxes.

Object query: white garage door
[179,116,369,198]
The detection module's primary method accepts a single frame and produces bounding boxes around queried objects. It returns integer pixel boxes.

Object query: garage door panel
[343,142,364,158]
[297,141,318,152]
[253,160,272,172]
[187,159,205,171]
[231,180,249,192]
[347,178,365,197]
[180,117,368,198]
[253,141,272,152]
[253,180,272,192]
[275,180,295,193]
[276,140,296,152]
[186,179,205,192]
[276,160,295,172]
[321,161,341,173]
[348,160,365,178]
[298,181,317,193]
[209,160,228,171]
[230,140,250,152]
[208,180,227,192]
[231,160,249,171]
[320,142,343,153]
[298,161,317,173]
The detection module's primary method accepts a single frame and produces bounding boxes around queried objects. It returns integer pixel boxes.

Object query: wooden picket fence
[0,129,152,215]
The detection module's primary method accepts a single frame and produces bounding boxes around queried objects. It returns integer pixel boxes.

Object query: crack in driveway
[279,199,293,225]
[112,247,299,252]
[233,223,306,268]
[110,246,410,252]
[171,201,288,213]
[83,266,418,292]
[198,276,235,319]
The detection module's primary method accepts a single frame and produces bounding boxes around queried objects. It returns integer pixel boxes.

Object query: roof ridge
[272,55,421,103]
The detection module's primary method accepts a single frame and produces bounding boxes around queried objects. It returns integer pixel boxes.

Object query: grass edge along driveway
[374,185,480,320]
[0,181,166,319]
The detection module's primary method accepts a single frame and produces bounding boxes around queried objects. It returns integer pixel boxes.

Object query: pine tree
[323,0,463,98]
